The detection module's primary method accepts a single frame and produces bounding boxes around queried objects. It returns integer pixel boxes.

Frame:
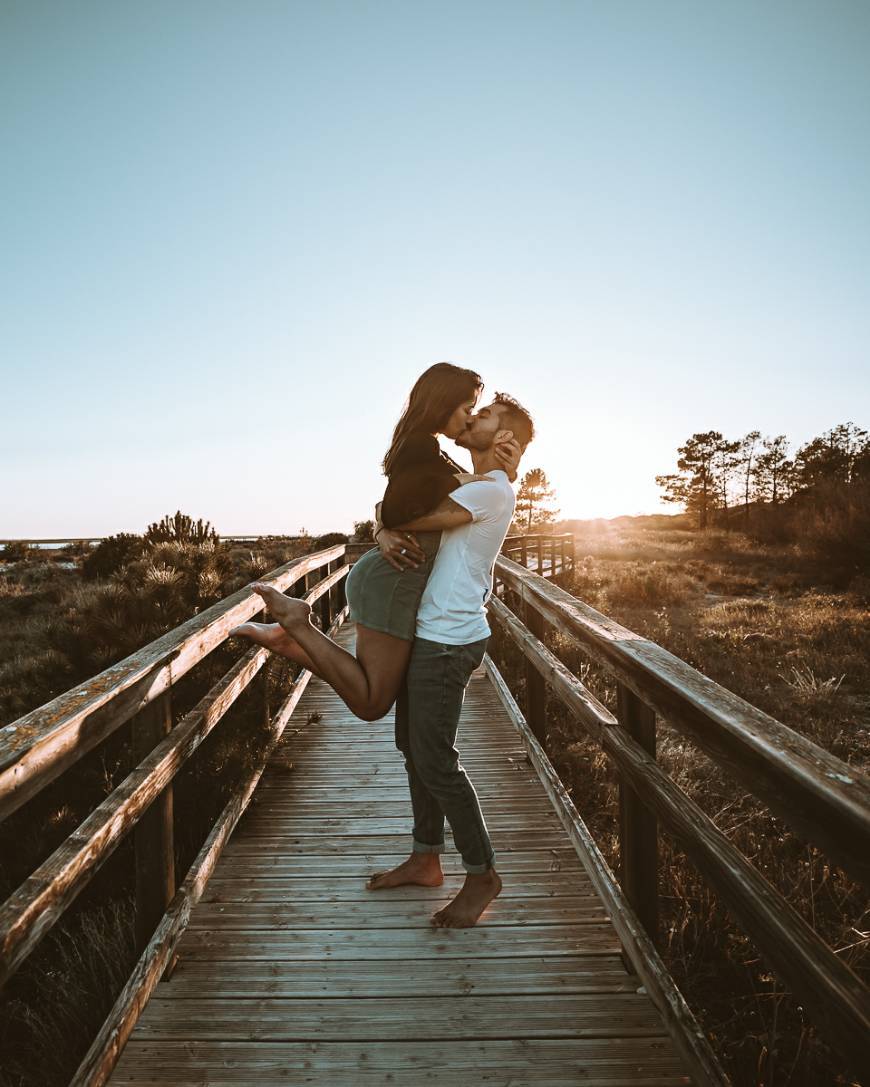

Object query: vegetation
[490,517,869,1087]
[656,423,870,576]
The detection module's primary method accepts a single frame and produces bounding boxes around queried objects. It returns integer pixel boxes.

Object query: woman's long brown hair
[383,362,483,476]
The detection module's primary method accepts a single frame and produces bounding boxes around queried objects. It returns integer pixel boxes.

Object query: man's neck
[470,448,504,474]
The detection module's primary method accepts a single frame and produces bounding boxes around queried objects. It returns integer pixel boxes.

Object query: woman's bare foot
[430,868,502,928]
[366,852,444,890]
[250,582,312,630]
[229,621,295,653]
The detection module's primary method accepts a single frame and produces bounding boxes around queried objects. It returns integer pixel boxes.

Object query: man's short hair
[494,392,535,450]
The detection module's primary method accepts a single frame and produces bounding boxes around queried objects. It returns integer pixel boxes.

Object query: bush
[313,532,349,549]
[82,534,146,581]
[1,541,33,563]
[144,510,218,545]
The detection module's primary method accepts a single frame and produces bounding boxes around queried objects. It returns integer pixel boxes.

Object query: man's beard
[455,427,487,451]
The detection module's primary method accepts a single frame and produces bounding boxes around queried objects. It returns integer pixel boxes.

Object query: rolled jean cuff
[413,838,446,855]
[462,852,496,874]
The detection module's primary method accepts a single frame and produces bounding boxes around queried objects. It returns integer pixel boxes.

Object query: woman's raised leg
[245,582,412,721]
[228,621,326,680]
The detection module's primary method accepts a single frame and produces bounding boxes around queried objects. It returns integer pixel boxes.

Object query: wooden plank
[214,848,586,877]
[201,873,595,899]
[157,954,638,998]
[236,811,563,829]
[110,1038,691,1086]
[187,896,608,928]
[131,993,664,1041]
[177,924,621,960]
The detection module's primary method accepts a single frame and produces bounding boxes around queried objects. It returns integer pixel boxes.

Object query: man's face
[455,401,506,450]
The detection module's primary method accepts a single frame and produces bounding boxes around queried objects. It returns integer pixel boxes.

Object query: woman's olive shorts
[345,530,442,641]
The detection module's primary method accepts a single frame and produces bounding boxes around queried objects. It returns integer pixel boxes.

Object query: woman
[230,362,519,720]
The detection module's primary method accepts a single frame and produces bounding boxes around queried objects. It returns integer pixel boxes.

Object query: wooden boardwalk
[109,625,693,1086]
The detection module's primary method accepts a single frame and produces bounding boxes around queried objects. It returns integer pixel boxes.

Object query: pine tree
[514,468,559,531]
[656,431,724,529]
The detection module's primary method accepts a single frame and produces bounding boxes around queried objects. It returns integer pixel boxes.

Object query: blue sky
[2,0,868,536]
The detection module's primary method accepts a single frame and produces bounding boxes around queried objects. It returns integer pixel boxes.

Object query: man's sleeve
[447,480,508,523]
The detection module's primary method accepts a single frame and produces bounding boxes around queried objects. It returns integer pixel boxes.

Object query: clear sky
[2,1,868,537]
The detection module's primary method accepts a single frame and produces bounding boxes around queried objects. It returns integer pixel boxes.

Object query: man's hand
[376,527,426,571]
[494,431,522,482]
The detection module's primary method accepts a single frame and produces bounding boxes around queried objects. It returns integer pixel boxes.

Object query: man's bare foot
[229,621,297,654]
[366,852,444,891]
[250,582,312,630]
[431,868,502,928]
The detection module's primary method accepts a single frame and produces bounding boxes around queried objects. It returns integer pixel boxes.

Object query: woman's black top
[380,431,468,529]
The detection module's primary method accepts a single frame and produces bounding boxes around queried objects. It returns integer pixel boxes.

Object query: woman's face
[441,391,480,439]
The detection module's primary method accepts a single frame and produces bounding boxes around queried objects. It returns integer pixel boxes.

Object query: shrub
[82,534,146,581]
[1,540,33,563]
[144,510,219,545]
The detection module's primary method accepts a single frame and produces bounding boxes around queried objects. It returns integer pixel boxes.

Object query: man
[367,393,535,928]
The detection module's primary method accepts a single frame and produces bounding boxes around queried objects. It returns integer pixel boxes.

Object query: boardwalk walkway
[108,624,693,1086]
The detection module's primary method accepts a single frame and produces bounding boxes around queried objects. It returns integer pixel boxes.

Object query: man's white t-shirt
[415,469,516,645]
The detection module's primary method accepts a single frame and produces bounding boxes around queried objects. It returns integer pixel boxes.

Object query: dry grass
[491,520,869,1086]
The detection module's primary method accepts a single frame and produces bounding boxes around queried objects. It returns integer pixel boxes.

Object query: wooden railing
[488,551,870,1079]
[3,533,868,1082]
[0,545,350,1084]
[501,532,575,577]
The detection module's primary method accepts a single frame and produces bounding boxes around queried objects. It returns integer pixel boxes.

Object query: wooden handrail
[0,545,346,821]
[0,546,348,989]
[494,554,870,889]
[487,594,870,1076]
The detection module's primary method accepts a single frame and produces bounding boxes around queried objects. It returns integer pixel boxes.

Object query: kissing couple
[231,362,534,927]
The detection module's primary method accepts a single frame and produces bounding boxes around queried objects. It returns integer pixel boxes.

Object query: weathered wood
[109,1038,690,1085]
[130,992,663,1040]
[483,653,730,1087]
[0,645,269,988]
[0,545,345,821]
[70,610,347,1087]
[525,604,547,742]
[93,620,695,1087]
[132,693,175,954]
[617,683,658,943]
[157,955,636,998]
[486,596,870,1078]
[494,554,870,888]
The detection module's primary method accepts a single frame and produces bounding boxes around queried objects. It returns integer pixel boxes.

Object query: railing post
[524,603,547,743]
[520,537,528,568]
[133,691,176,965]
[536,536,543,575]
[616,683,658,943]
[318,562,332,630]
[560,536,567,576]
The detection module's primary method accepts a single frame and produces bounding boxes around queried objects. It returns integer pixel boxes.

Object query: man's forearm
[393,495,472,532]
